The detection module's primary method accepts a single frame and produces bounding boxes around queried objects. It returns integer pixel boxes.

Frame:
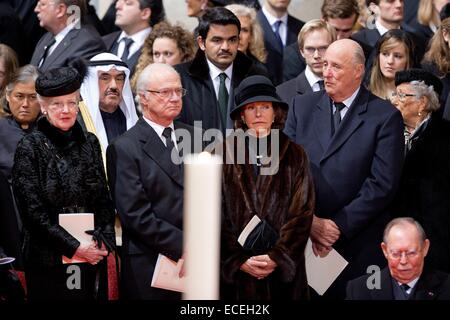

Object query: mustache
[104,89,120,96]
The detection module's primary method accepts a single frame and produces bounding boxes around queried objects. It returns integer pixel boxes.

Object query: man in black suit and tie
[347,217,450,300]
[30,0,105,71]
[277,19,335,103]
[106,63,201,300]
[257,0,304,85]
[284,39,404,299]
[102,0,165,76]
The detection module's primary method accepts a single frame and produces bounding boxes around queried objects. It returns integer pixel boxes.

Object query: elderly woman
[12,67,115,300]
[368,29,415,100]
[390,68,450,274]
[0,65,40,269]
[131,22,195,91]
[220,75,314,300]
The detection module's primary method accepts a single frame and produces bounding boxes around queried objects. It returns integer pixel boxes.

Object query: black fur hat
[395,69,443,96]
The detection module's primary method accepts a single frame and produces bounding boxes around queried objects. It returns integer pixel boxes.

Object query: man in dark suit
[257,0,304,85]
[102,0,165,76]
[106,63,201,300]
[30,0,105,71]
[175,7,266,134]
[347,217,450,300]
[277,19,335,103]
[284,39,404,299]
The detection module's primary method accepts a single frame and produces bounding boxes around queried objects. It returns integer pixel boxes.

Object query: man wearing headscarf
[79,52,138,157]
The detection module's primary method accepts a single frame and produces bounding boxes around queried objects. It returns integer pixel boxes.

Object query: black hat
[35,67,83,97]
[440,3,450,21]
[230,75,288,120]
[209,0,228,6]
[395,69,443,96]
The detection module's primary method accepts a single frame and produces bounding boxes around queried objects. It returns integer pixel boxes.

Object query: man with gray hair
[106,63,201,299]
[346,217,450,300]
[30,0,105,71]
[284,39,404,299]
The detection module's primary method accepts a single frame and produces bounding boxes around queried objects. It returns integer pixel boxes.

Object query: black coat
[12,117,115,268]
[346,267,450,300]
[391,115,450,273]
[174,50,267,133]
[276,70,312,104]
[281,42,306,83]
[106,119,202,299]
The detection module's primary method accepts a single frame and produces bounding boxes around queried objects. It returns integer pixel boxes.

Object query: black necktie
[121,37,134,62]
[317,80,325,91]
[401,283,411,297]
[218,73,229,128]
[39,37,56,67]
[332,102,346,136]
[162,127,181,165]
[273,20,283,50]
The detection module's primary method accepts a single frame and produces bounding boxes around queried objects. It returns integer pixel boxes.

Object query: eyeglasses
[388,250,419,260]
[303,46,328,55]
[47,101,79,112]
[146,88,187,99]
[391,91,417,101]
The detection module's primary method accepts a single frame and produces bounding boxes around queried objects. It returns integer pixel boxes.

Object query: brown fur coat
[220,131,314,300]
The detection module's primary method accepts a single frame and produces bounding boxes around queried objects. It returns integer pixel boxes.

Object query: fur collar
[37,116,86,149]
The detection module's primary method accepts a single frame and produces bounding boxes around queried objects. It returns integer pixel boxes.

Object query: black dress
[12,117,115,300]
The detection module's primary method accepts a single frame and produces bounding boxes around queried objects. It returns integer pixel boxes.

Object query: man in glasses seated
[346,217,450,300]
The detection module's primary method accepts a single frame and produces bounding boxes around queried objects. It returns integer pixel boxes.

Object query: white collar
[262,6,288,26]
[375,20,398,36]
[206,58,233,81]
[398,277,420,291]
[143,117,175,138]
[117,27,152,47]
[339,87,361,108]
[304,66,323,88]
[54,20,77,42]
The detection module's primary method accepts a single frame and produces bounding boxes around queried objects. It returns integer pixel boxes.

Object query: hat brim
[230,95,288,120]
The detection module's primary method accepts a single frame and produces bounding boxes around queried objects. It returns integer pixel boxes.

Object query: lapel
[320,87,367,162]
[138,119,183,187]
[43,28,79,68]
[31,33,52,65]
[367,29,381,47]
[286,15,300,44]
[257,10,283,55]
[412,269,445,300]
[312,93,333,153]
[296,71,313,95]
[371,268,395,300]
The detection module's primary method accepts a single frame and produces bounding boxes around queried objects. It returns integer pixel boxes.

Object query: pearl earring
[418,112,422,116]
[241,118,246,124]
[43,111,47,115]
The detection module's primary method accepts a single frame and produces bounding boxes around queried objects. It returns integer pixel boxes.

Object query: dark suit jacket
[106,118,201,299]
[282,41,306,82]
[284,87,405,297]
[257,10,304,85]
[102,30,141,75]
[30,25,105,71]
[174,50,267,133]
[276,70,312,104]
[346,267,450,300]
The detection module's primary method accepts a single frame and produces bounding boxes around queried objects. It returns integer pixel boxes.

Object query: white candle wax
[183,152,222,300]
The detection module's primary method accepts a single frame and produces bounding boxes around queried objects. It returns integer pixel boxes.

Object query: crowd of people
[1,0,450,301]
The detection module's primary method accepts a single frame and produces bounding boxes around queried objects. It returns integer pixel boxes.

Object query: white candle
[183,152,222,300]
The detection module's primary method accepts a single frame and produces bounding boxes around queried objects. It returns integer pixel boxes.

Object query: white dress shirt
[304,66,324,92]
[116,27,152,60]
[262,6,288,46]
[333,87,360,120]
[206,59,233,99]
[143,117,178,150]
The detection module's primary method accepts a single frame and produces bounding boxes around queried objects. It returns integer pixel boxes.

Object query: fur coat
[220,131,314,300]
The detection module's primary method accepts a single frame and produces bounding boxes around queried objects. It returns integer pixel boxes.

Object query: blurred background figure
[422,17,450,110]
[0,65,40,272]
[390,69,450,274]
[226,4,268,68]
[131,21,196,92]
[0,44,19,105]
[367,29,414,100]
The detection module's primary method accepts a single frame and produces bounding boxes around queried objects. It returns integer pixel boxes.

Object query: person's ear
[141,7,151,22]
[197,36,206,51]
[422,239,430,257]
[55,3,67,19]
[381,242,389,259]
[418,95,429,115]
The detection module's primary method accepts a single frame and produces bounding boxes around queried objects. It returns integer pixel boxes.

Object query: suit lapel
[412,270,445,300]
[138,119,183,187]
[43,28,79,68]
[31,33,52,65]
[313,93,333,152]
[296,71,313,94]
[371,268,394,300]
[258,11,283,54]
[321,88,367,162]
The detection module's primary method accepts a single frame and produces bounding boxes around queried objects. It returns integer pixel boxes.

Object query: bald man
[284,39,404,299]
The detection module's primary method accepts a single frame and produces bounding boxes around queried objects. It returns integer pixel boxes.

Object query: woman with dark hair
[390,68,450,274]
[367,29,414,100]
[0,44,19,104]
[220,75,314,300]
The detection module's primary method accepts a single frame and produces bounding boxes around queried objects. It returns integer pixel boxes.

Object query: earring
[43,111,47,115]
[418,112,422,116]
[241,118,246,124]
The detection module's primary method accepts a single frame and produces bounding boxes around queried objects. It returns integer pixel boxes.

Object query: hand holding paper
[310,215,340,247]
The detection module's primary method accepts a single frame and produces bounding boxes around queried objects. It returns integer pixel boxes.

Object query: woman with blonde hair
[411,0,450,45]
[225,3,267,65]
[131,22,195,92]
[422,17,450,100]
[368,29,414,100]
